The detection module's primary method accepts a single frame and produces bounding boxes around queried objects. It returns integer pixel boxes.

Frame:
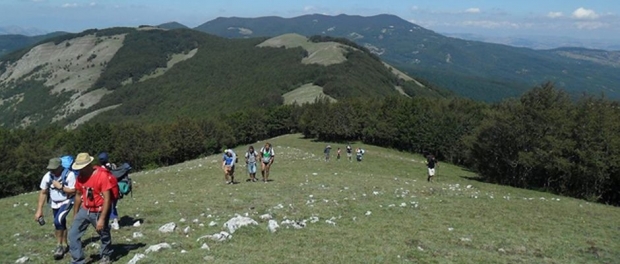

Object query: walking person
[337,147,341,160]
[346,144,352,161]
[260,142,275,182]
[426,154,438,182]
[34,157,76,260]
[98,152,120,230]
[68,153,115,264]
[245,146,259,182]
[223,149,237,184]
[324,145,331,162]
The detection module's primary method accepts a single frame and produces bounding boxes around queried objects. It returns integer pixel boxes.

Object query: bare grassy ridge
[2,134,619,263]
[283,83,337,105]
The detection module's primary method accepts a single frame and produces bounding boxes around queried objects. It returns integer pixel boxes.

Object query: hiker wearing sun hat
[34,157,77,260]
[67,153,115,264]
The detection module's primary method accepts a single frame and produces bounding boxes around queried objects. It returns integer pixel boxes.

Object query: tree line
[1,83,619,205]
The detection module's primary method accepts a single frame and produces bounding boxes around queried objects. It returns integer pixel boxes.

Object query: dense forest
[1,83,619,205]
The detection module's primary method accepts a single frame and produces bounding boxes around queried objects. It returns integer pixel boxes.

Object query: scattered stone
[417,246,424,251]
[180,218,186,222]
[201,243,210,250]
[145,243,171,254]
[127,253,146,264]
[325,220,336,226]
[268,219,279,233]
[13,233,20,237]
[197,231,232,242]
[308,216,319,223]
[260,214,272,220]
[466,185,472,189]
[133,232,144,238]
[448,227,454,231]
[183,226,190,234]
[181,250,187,253]
[460,237,472,242]
[498,248,506,253]
[15,256,29,263]
[192,219,199,223]
[208,221,218,227]
[133,221,142,227]
[158,222,176,233]
[273,204,284,209]
[400,203,407,207]
[223,216,258,233]
[365,211,372,216]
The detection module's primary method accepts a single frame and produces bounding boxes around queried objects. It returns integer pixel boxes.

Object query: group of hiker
[34,152,131,264]
[323,144,365,162]
[222,142,275,184]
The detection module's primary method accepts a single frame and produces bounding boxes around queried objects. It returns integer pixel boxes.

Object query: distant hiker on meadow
[245,146,259,182]
[260,142,275,182]
[223,149,237,184]
[98,152,120,230]
[356,148,365,162]
[426,154,438,182]
[346,144,352,161]
[34,157,77,260]
[324,145,331,162]
[68,153,116,264]
[337,147,341,160]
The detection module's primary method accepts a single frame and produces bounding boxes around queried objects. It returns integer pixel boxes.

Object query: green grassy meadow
[2,134,619,263]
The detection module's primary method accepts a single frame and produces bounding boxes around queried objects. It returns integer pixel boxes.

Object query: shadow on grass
[87,243,147,263]
[119,215,144,228]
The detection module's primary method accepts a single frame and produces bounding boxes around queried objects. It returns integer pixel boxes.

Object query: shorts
[225,165,235,174]
[428,168,435,176]
[248,162,257,174]
[52,201,73,230]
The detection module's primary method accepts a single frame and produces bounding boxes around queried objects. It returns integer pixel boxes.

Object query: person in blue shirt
[222,149,237,184]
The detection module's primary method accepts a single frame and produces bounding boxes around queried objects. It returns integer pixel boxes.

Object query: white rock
[154,201,159,205]
[145,243,171,254]
[365,211,372,216]
[448,227,454,231]
[208,221,218,227]
[268,220,279,233]
[325,220,336,226]
[15,256,29,263]
[133,221,142,227]
[308,216,319,223]
[181,250,187,253]
[133,232,144,238]
[498,248,506,253]
[192,219,199,223]
[312,173,318,175]
[197,231,232,242]
[223,216,258,234]
[273,204,284,209]
[466,185,472,189]
[183,226,190,234]
[417,246,424,251]
[199,223,205,227]
[158,222,176,233]
[260,214,272,220]
[201,243,210,250]
[127,253,146,264]
[460,237,472,242]
[180,218,186,222]
[400,203,407,207]
[373,191,379,195]
[13,233,20,237]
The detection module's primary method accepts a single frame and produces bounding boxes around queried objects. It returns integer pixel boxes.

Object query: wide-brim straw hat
[72,152,94,170]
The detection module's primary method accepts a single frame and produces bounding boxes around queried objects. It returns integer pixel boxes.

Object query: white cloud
[464,8,481,14]
[547,12,563,18]
[574,21,608,29]
[460,20,520,29]
[62,3,78,8]
[572,7,599,19]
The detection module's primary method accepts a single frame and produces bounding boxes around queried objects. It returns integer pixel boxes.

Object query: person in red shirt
[67,153,114,264]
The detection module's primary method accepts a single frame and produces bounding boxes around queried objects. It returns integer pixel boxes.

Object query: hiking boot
[99,255,112,264]
[53,245,64,260]
[111,221,120,230]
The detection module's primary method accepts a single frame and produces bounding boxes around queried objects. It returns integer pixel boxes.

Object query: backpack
[47,155,77,204]
[109,163,132,198]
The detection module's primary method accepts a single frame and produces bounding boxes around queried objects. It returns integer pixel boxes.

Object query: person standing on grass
[245,146,259,182]
[260,142,275,182]
[223,149,236,184]
[98,152,120,230]
[337,147,341,160]
[68,153,114,264]
[346,144,352,161]
[324,145,331,162]
[426,154,438,182]
[34,157,76,260]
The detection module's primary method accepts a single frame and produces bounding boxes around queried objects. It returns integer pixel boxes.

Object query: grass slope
[2,134,618,263]
[283,83,337,105]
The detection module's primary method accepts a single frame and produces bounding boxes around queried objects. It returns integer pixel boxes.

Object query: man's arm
[97,190,111,231]
[34,189,48,221]
[73,189,82,218]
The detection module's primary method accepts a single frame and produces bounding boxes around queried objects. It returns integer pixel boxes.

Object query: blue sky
[1,0,619,40]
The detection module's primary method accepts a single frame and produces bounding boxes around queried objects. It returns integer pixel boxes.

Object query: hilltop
[0,27,446,128]
[1,134,618,263]
[196,14,620,102]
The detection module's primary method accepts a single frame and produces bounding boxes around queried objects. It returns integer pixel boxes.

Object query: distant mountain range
[0,26,48,36]
[194,14,620,101]
[443,33,620,51]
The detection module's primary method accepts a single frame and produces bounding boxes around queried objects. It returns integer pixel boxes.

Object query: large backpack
[109,163,132,198]
[47,155,77,204]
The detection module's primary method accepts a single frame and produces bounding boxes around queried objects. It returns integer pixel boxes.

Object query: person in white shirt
[34,157,76,260]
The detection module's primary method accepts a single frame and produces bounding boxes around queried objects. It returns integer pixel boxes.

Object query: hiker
[260,142,275,182]
[356,148,364,162]
[346,144,352,161]
[34,157,77,260]
[222,149,237,184]
[337,147,341,160]
[245,146,259,182]
[324,145,331,162]
[68,153,115,264]
[426,154,438,182]
[98,152,120,230]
